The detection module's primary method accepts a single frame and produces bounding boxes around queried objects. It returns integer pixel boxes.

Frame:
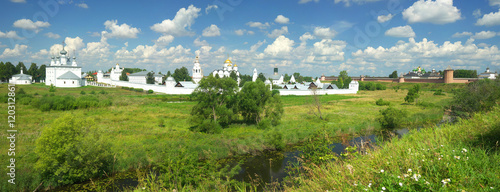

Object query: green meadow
[0,82,467,191]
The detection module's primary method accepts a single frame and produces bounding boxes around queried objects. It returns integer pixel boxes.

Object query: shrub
[189,119,222,134]
[35,114,112,185]
[121,86,128,90]
[49,84,56,92]
[375,98,390,106]
[257,118,271,129]
[34,92,39,96]
[450,79,500,118]
[433,89,445,95]
[376,83,387,90]
[264,129,284,150]
[80,90,86,95]
[90,90,96,94]
[99,90,107,94]
[378,107,407,131]
[135,88,144,92]
[158,118,165,127]
[148,89,154,94]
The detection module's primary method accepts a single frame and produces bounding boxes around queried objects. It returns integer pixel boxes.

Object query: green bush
[99,90,107,94]
[90,90,96,94]
[257,118,271,129]
[35,114,112,185]
[433,89,445,95]
[135,88,144,92]
[450,79,500,118]
[49,84,56,92]
[378,107,407,131]
[148,89,154,94]
[264,129,284,150]
[375,98,390,106]
[80,90,86,95]
[189,119,222,134]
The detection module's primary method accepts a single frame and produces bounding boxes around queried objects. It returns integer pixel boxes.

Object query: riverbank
[285,107,500,191]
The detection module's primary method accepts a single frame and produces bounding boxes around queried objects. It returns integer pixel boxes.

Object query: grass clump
[377,107,407,131]
[375,98,390,106]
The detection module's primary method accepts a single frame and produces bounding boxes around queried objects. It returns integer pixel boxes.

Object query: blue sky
[1,0,499,77]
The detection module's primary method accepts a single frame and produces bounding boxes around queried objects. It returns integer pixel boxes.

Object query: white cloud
[235,29,246,36]
[377,14,394,23]
[155,35,174,46]
[313,39,346,61]
[333,0,383,7]
[385,25,416,38]
[314,26,337,39]
[45,32,61,39]
[0,44,28,59]
[10,0,26,3]
[246,21,270,29]
[275,15,290,24]
[251,40,266,52]
[202,24,221,37]
[205,5,218,14]
[473,9,482,18]
[490,0,500,6]
[13,19,50,33]
[452,31,472,38]
[77,3,88,8]
[476,9,500,26]
[351,37,500,69]
[472,31,497,39]
[193,37,209,47]
[247,31,255,35]
[103,20,140,39]
[402,0,462,24]
[300,32,315,42]
[299,0,319,4]
[268,26,288,38]
[477,43,490,47]
[150,5,201,36]
[264,35,295,57]
[89,32,100,37]
[0,30,23,40]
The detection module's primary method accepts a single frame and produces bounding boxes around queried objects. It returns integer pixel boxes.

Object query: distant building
[192,56,203,84]
[268,67,284,84]
[128,71,162,84]
[211,56,240,84]
[110,63,124,81]
[404,66,440,79]
[45,42,84,87]
[9,69,32,84]
[478,68,498,79]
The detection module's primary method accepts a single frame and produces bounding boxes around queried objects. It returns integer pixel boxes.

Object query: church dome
[60,49,67,55]
[224,59,232,64]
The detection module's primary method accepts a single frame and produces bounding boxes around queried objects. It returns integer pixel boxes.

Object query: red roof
[92,72,97,75]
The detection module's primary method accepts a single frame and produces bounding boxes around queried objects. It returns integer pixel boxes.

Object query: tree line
[0,61,46,82]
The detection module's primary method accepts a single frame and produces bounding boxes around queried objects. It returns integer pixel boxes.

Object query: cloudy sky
[0,0,499,77]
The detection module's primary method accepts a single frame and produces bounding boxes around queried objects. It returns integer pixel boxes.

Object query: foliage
[35,114,113,185]
[190,76,238,130]
[299,130,336,165]
[80,90,86,95]
[122,68,146,74]
[375,98,390,106]
[358,82,386,91]
[264,128,284,150]
[433,89,445,95]
[389,70,398,78]
[308,88,324,120]
[453,69,477,78]
[49,84,56,92]
[257,72,266,82]
[449,79,500,118]
[404,84,421,104]
[172,66,192,82]
[392,85,400,92]
[119,70,128,81]
[238,80,284,126]
[30,95,112,111]
[377,107,407,131]
[146,71,155,84]
[147,89,154,94]
[332,70,352,89]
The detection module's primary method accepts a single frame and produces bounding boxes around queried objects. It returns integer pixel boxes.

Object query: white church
[45,43,84,87]
[9,69,33,85]
[211,57,241,85]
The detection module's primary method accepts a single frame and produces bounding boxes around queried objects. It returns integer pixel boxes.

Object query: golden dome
[234,64,238,67]
[224,59,232,64]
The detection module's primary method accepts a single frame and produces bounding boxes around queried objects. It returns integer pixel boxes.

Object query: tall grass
[284,107,500,191]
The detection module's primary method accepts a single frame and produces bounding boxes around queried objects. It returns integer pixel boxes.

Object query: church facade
[45,43,84,87]
[211,57,240,84]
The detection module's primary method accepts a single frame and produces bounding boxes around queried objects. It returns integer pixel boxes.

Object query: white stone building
[478,68,498,80]
[110,63,124,81]
[211,57,240,84]
[9,69,32,84]
[192,56,203,84]
[127,71,163,84]
[45,44,84,87]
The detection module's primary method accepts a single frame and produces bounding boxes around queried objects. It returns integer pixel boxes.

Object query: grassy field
[0,82,461,191]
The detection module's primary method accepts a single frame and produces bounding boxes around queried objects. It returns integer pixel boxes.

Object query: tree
[190,76,238,132]
[389,70,398,78]
[454,69,477,78]
[229,71,238,81]
[15,62,27,74]
[238,74,252,87]
[257,72,266,82]
[146,71,155,84]
[336,77,344,89]
[5,62,16,80]
[404,84,421,104]
[284,73,290,82]
[28,63,38,81]
[238,80,284,126]
[119,70,128,81]
[378,107,407,131]
[35,114,112,185]
[0,62,6,81]
[309,87,323,120]
[38,64,46,82]
[172,66,192,82]
[166,71,171,77]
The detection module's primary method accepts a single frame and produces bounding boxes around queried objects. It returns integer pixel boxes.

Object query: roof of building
[128,71,149,76]
[422,72,441,77]
[17,75,32,81]
[57,71,81,80]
